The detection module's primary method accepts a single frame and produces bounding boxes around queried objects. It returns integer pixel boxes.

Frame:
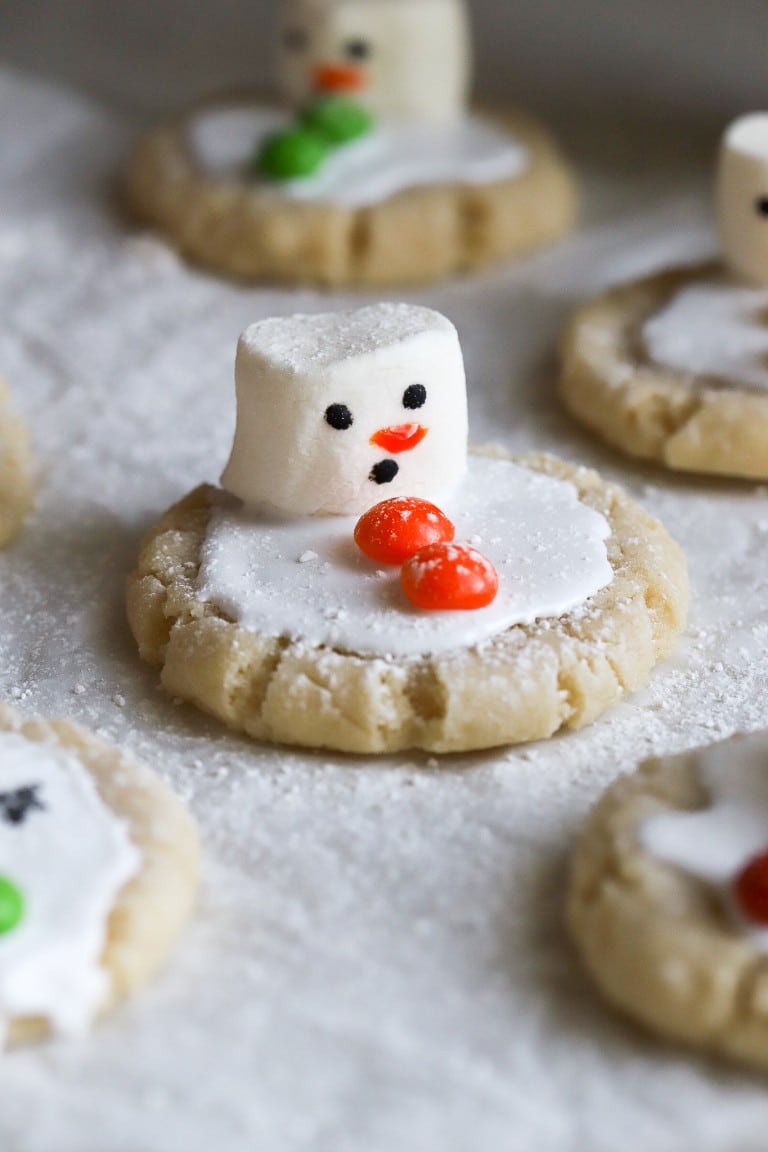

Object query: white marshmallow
[221,303,468,517]
[717,114,768,285]
[278,0,472,123]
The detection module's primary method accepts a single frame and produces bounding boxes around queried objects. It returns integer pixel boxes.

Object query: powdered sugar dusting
[239,302,457,374]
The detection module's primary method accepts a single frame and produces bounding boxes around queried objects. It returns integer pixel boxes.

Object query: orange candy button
[354,498,455,565]
[735,849,768,925]
[401,542,499,611]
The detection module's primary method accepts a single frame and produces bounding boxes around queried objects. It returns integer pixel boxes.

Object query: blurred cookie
[569,732,768,1072]
[0,705,199,1046]
[126,0,576,286]
[0,381,32,547]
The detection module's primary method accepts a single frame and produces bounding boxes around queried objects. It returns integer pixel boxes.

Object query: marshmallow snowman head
[717,114,768,285]
[221,303,468,517]
[278,0,472,123]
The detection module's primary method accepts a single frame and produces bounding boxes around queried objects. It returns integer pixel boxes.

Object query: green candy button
[301,97,374,145]
[255,128,329,181]
[0,875,23,936]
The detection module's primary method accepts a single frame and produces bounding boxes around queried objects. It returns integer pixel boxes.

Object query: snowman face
[221,303,469,517]
[717,114,768,286]
[0,734,139,1037]
[278,0,471,122]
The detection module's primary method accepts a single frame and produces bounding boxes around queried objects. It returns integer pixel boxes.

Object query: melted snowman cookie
[569,732,768,1073]
[560,114,768,480]
[125,0,577,287]
[0,705,199,1047]
[0,381,32,547]
[127,303,687,754]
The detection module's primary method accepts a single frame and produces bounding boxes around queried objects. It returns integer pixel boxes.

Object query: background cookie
[559,263,768,480]
[568,734,768,1072]
[0,704,200,1046]
[127,449,688,755]
[0,380,32,547]
[127,106,576,287]
[560,114,768,480]
[126,0,577,286]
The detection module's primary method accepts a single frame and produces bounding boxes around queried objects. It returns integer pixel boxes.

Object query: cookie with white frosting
[568,732,768,1072]
[0,381,32,547]
[0,704,199,1046]
[560,114,768,480]
[127,303,687,754]
[125,0,577,287]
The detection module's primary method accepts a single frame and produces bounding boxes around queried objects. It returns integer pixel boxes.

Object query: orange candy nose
[370,424,428,455]
[313,64,368,93]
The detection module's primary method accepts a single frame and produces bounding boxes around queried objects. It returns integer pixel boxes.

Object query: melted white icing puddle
[640,733,768,950]
[643,277,768,391]
[197,457,613,659]
[188,105,528,208]
[0,733,140,1040]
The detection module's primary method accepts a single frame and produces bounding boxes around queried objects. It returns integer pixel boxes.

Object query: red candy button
[401,543,499,611]
[355,498,455,565]
[734,849,768,925]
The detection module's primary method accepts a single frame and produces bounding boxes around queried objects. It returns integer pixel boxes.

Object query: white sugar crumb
[112,693,126,708]
[238,302,457,374]
[298,550,319,564]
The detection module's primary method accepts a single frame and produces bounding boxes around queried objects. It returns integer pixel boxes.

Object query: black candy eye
[756,196,768,217]
[325,403,354,431]
[402,384,427,410]
[0,784,45,826]
[283,27,308,51]
[345,39,371,60]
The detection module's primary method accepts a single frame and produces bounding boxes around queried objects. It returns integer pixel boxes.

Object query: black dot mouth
[370,459,399,485]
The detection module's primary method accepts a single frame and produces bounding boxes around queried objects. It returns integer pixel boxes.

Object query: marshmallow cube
[278,0,472,123]
[717,114,768,286]
[221,303,468,517]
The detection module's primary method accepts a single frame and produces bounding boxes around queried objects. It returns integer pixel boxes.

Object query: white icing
[278,0,472,123]
[222,303,468,518]
[717,114,768,286]
[640,733,768,950]
[188,106,528,208]
[643,277,768,391]
[198,456,614,659]
[0,733,140,1041]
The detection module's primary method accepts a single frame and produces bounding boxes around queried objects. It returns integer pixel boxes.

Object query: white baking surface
[3,67,768,1152]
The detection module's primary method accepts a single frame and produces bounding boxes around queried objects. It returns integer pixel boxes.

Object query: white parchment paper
[1,68,767,1152]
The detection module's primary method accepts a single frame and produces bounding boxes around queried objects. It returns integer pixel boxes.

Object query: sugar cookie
[125,0,577,286]
[0,705,199,1047]
[569,733,768,1072]
[560,115,768,480]
[0,381,32,547]
[127,304,687,754]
